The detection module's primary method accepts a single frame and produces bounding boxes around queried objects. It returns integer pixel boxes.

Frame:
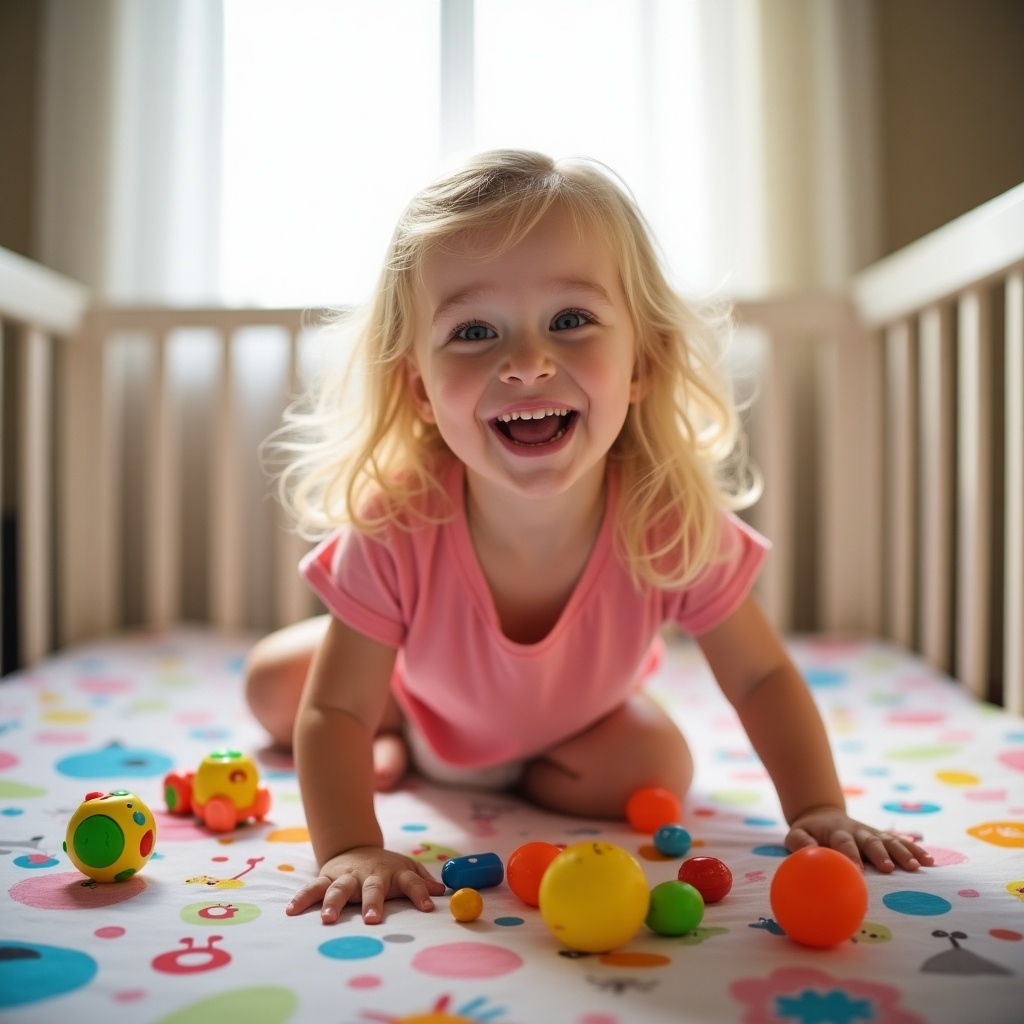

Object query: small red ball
[626,787,682,834]
[769,846,868,948]
[677,856,733,903]
[506,841,561,907]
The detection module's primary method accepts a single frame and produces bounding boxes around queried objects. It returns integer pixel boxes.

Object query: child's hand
[785,806,935,873]
[286,846,446,924]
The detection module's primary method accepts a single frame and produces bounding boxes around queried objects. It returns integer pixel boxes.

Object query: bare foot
[373,732,409,791]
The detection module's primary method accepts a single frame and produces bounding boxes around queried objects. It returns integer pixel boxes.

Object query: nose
[499,330,555,385]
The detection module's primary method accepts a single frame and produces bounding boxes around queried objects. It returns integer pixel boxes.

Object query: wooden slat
[884,321,916,648]
[1004,272,1024,714]
[273,330,311,628]
[955,289,992,699]
[146,334,181,627]
[916,304,955,673]
[816,324,883,634]
[748,330,794,632]
[209,332,244,631]
[59,329,120,644]
[18,328,53,664]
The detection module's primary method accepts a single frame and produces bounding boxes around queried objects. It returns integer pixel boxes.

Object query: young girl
[246,149,932,925]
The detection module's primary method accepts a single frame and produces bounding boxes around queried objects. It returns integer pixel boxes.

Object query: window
[219,0,758,307]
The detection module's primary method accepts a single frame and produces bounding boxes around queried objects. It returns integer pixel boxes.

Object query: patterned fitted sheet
[1,628,1022,1023]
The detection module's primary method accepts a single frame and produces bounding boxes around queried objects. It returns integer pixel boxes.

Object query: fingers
[826,829,864,869]
[784,828,818,854]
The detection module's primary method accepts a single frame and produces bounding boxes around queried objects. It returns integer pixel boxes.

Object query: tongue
[505,415,563,445]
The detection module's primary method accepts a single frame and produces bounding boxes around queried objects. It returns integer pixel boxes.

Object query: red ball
[625,787,682,834]
[506,841,562,907]
[769,846,868,948]
[677,856,733,903]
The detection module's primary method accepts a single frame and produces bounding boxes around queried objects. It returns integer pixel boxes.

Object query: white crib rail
[853,182,1024,713]
[2,183,1022,713]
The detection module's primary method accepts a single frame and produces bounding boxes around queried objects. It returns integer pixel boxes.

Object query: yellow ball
[64,790,156,883]
[538,841,650,952]
[449,887,484,922]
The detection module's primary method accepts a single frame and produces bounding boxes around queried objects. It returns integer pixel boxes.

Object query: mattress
[1,628,1021,1022]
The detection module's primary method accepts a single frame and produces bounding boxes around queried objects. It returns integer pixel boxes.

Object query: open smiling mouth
[492,407,578,446]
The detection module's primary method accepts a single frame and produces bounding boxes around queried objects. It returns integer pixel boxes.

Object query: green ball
[645,880,705,935]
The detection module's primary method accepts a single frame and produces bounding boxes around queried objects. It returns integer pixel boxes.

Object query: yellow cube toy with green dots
[64,790,156,882]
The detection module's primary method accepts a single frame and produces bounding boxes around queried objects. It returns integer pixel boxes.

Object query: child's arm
[697,595,934,873]
[288,616,445,923]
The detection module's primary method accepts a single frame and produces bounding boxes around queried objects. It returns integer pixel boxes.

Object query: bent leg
[518,693,692,819]
[244,615,408,789]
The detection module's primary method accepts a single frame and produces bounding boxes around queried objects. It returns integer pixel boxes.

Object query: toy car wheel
[254,787,271,821]
[204,795,237,833]
[164,773,192,815]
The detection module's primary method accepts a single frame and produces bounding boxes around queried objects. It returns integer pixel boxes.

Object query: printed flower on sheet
[730,966,924,1024]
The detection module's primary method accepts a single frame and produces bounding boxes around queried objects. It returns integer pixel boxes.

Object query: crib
[1,187,1022,1023]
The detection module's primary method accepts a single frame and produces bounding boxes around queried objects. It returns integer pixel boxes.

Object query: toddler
[246,150,932,924]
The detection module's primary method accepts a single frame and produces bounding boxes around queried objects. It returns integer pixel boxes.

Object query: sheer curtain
[35,0,881,308]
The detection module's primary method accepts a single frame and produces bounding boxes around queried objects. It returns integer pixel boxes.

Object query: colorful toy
[625,786,682,834]
[677,855,733,903]
[449,887,484,923]
[440,852,504,891]
[164,749,270,833]
[769,846,869,948]
[538,841,650,952]
[653,823,692,857]
[64,790,156,882]
[506,841,562,907]
[646,880,705,935]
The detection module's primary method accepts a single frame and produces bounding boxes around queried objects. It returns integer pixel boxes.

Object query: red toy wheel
[203,795,238,833]
[253,787,271,821]
[164,772,192,815]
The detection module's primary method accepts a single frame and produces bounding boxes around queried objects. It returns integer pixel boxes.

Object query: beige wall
[876,0,1024,252]
[0,1,42,258]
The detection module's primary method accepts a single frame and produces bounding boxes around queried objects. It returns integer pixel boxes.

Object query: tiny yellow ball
[450,887,484,922]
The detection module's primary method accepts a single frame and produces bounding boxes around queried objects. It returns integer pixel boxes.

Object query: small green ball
[645,880,705,935]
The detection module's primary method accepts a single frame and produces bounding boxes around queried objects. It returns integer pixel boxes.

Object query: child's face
[406,205,639,503]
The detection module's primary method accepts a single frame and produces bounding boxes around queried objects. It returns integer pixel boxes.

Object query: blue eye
[453,322,497,342]
[551,310,590,331]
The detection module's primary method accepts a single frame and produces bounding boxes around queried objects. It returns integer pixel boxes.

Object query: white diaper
[403,722,526,791]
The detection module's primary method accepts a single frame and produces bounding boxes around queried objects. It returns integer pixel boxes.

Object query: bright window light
[220,0,441,307]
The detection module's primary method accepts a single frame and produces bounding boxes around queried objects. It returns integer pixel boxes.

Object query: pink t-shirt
[300,459,769,770]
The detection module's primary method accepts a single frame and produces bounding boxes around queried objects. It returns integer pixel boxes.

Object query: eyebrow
[431,278,614,326]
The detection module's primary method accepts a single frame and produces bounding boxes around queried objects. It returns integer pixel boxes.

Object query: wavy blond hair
[272,149,760,589]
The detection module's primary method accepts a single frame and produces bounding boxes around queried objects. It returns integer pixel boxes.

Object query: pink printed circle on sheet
[10,872,146,910]
[998,750,1024,772]
[411,941,524,979]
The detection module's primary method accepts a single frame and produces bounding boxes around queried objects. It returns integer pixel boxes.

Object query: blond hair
[273,150,760,589]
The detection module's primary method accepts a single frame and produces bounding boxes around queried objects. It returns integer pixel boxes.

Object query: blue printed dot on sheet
[743,817,777,827]
[401,823,428,832]
[883,800,942,814]
[752,844,789,857]
[494,917,524,926]
[882,891,952,916]
[805,669,847,688]
[318,936,385,960]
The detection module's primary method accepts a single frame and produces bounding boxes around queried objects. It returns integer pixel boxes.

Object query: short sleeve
[300,529,407,648]
[663,512,770,636]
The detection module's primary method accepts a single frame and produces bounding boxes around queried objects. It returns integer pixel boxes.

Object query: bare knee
[244,616,329,748]
[520,695,693,819]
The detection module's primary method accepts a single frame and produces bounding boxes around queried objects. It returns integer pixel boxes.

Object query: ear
[404,356,436,424]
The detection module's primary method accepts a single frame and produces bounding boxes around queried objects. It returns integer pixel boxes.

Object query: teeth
[498,408,568,423]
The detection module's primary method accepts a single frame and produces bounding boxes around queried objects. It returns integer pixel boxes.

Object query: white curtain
[36,0,223,304]
[34,0,882,307]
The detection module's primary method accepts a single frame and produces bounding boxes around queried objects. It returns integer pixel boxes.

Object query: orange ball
[507,841,562,907]
[769,847,868,948]
[449,887,483,922]
[625,787,682,834]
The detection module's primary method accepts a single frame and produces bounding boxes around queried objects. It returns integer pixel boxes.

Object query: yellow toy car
[164,749,271,832]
